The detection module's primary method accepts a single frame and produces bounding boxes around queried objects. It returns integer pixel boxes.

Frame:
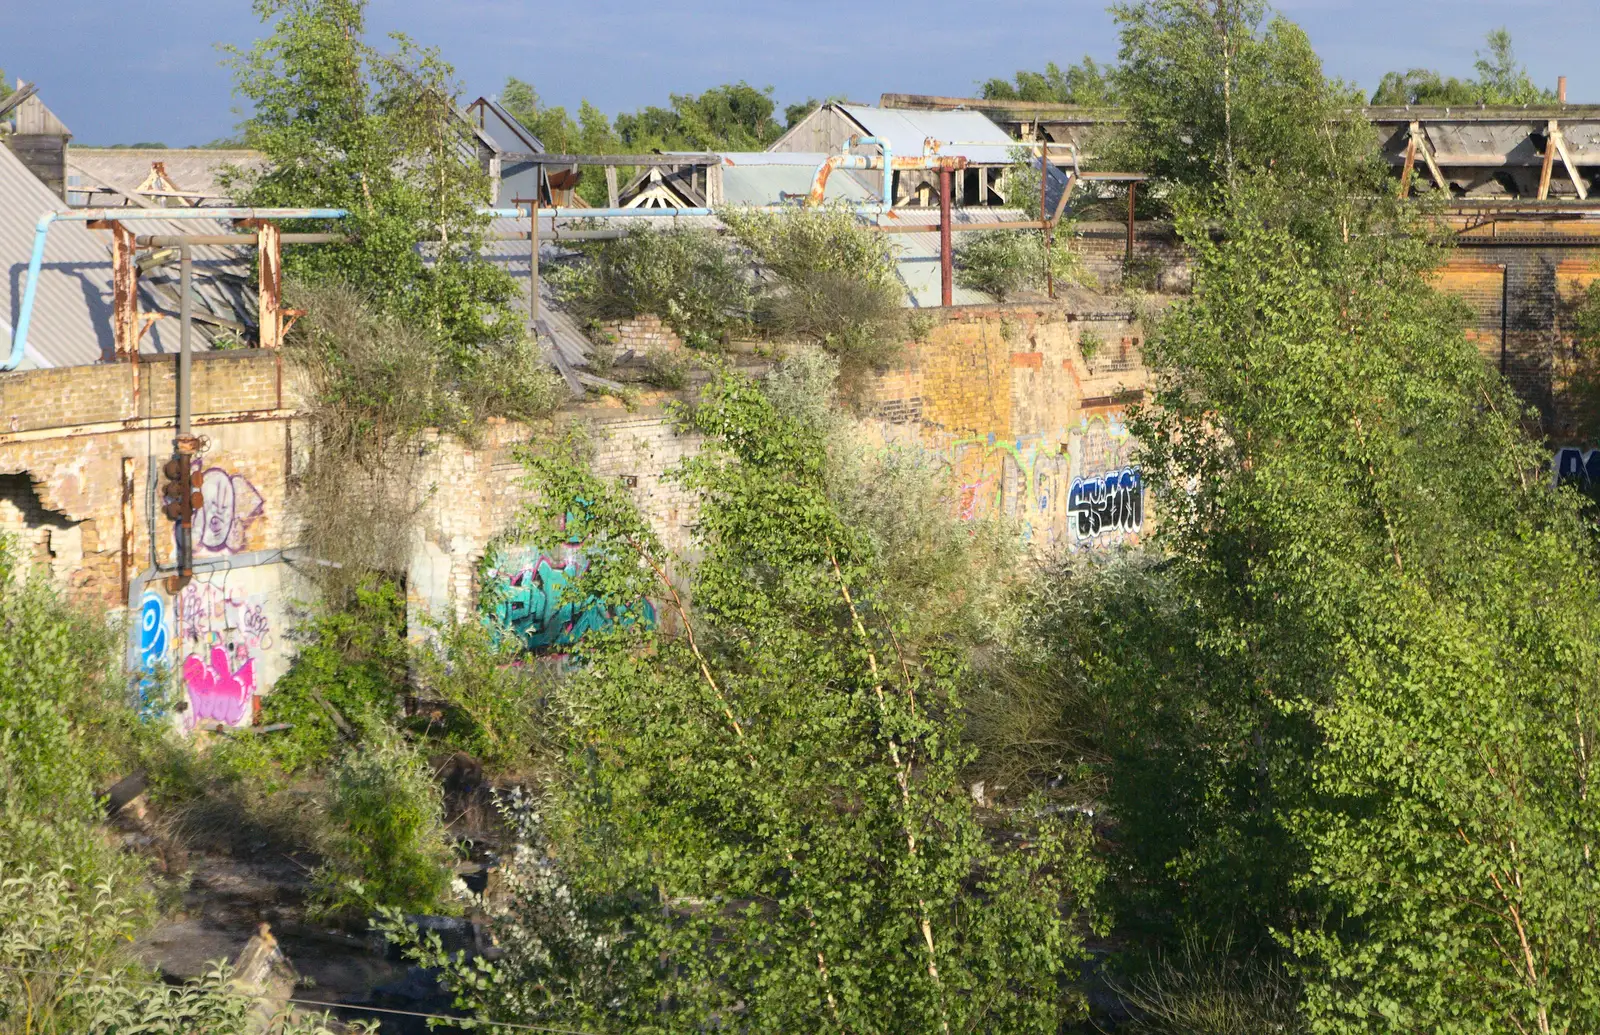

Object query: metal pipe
[7,207,348,371]
[873,220,1050,234]
[940,166,953,307]
[1041,149,1054,298]
[177,242,194,579]
[530,203,540,323]
[1126,182,1137,264]
[179,243,192,439]
[136,232,344,246]
[849,135,894,208]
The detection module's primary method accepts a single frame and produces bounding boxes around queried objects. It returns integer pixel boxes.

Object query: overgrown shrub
[311,733,459,922]
[954,229,1039,301]
[724,205,908,375]
[954,152,1083,301]
[547,227,754,347]
[424,371,1103,1031]
[1114,934,1307,1035]
[259,578,410,774]
[0,538,150,887]
[412,617,553,773]
[286,283,563,598]
[0,867,367,1035]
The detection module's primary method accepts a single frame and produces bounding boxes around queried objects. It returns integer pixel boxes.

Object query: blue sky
[5,0,1596,146]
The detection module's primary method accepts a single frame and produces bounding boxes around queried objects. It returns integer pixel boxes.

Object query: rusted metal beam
[92,220,140,359]
[940,166,953,307]
[0,407,299,448]
[134,233,343,246]
[120,457,135,607]
[257,221,283,348]
[871,220,1052,234]
[1126,182,1137,263]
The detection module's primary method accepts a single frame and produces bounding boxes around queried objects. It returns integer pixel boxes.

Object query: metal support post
[939,166,953,307]
[1125,182,1137,264]
[530,203,541,323]
[1040,144,1054,299]
[257,221,283,347]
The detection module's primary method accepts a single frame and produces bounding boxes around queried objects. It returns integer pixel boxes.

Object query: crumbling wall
[861,301,1151,553]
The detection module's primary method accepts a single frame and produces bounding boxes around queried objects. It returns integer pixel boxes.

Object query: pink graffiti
[183,646,256,728]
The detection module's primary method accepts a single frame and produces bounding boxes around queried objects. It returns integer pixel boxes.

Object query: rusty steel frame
[940,166,954,307]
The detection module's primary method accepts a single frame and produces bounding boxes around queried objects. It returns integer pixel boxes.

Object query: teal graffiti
[484,549,655,653]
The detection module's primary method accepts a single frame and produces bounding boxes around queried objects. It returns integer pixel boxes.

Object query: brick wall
[861,301,1151,554]
[595,313,685,354]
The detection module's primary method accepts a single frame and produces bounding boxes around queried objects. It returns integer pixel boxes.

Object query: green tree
[227,0,517,360]
[614,81,784,152]
[1110,0,1370,193]
[980,57,1119,106]
[1371,28,1556,105]
[399,371,1104,1031]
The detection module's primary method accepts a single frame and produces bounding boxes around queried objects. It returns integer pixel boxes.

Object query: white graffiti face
[195,466,265,553]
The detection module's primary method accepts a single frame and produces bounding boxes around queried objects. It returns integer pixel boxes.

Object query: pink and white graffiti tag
[183,647,256,728]
[175,580,273,729]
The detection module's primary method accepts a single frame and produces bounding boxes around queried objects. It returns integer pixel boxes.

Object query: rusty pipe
[940,166,953,307]
[806,152,969,207]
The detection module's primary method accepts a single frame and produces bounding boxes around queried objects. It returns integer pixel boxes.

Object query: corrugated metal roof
[838,105,1020,166]
[879,208,1029,307]
[0,145,254,367]
[722,165,876,206]
[64,148,265,207]
[0,143,117,368]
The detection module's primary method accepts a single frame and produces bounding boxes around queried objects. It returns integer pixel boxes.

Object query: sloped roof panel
[838,105,1019,165]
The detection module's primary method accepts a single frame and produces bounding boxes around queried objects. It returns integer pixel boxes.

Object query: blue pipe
[847,136,894,207]
[6,207,349,372]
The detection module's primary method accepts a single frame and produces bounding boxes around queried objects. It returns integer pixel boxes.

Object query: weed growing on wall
[956,150,1083,301]
[231,0,564,596]
[724,204,908,377]
[547,226,754,348]
[393,370,1102,1031]
[256,577,410,773]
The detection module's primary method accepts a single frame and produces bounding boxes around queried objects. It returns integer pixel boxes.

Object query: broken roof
[65,149,267,208]
[0,143,242,368]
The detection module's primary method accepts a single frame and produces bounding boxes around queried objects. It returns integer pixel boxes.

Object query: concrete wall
[861,301,1150,553]
[0,301,1143,719]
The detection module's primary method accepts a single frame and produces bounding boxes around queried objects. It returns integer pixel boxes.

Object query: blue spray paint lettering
[1067,468,1144,541]
[135,591,170,714]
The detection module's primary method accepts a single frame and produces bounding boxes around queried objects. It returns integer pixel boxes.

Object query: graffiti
[484,546,656,654]
[176,581,273,659]
[1068,468,1144,541]
[1555,447,1600,491]
[183,646,257,728]
[938,414,1142,550]
[189,464,266,554]
[174,580,273,728]
[134,591,171,711]
[138,592,169,671]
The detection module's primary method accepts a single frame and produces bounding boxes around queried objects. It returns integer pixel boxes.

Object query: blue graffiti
[1555,447,1600,491]
[485,549,655,654]
[135,591,170,713]
[1067,468,1144,541]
